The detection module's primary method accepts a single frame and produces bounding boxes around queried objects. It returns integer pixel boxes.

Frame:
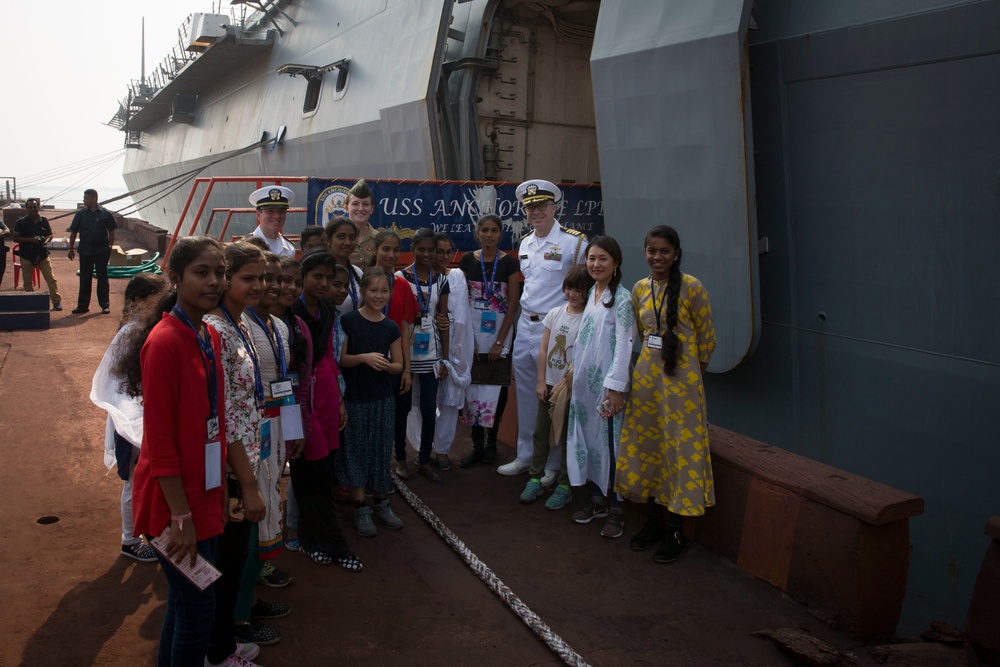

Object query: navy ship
[110,0,1000,634]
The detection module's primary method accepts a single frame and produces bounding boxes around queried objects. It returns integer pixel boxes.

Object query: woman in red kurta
[118,236,261,667]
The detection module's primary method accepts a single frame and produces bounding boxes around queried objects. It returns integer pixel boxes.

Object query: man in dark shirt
[11,198,62,310]
[68,188,117,314]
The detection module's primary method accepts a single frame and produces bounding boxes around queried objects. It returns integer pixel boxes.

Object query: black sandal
[337,553,364,572]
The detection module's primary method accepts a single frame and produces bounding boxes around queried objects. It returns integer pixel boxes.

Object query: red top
[387,275,419,331]
[132,313,228,541]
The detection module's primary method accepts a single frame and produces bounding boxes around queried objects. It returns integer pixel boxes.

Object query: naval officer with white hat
[250,185,297,257]
[498,179,587,480]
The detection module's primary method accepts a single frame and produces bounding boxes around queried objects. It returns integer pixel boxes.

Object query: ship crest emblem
[526,184,538,196]
[269,189,282,201]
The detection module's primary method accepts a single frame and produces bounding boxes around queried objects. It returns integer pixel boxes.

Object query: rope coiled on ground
[392,473,592,667]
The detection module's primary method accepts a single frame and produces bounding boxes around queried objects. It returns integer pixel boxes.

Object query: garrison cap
[516,179,561,205]
[250,185,294,209]
[349,178,372,200]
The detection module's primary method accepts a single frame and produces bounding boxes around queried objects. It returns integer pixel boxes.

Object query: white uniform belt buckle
[527,313,542,322]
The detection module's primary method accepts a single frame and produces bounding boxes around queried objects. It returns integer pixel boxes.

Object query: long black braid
[584,236,624,309]
[645,225,683,376]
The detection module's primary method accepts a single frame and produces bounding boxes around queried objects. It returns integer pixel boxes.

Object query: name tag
[270,378,294,399]
[480,311,497,333]
[288,372,299,387]
[206,416,219,441]
[473,298,490,310]
[414,331,430,355]
[647,335,663,350]
[204,441,221,490]
[280,404,304,441]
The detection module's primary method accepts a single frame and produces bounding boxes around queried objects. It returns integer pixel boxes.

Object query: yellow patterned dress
[615,274,716,516]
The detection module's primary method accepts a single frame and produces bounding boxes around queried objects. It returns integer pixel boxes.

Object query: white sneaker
[237,643,260,660]
[540,469,557,487]
[206,650,262,666]
[497,459,530,476]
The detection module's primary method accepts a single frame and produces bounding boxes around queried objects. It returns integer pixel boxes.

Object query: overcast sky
[2,1,218,209]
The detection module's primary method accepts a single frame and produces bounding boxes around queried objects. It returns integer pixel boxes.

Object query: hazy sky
[2,1,218,207]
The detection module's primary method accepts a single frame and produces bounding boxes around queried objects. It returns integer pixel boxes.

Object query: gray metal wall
[709,0,1000,632]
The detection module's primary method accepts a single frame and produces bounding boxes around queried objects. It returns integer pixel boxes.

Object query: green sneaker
[519,479,544,504]
[545,486,573,510]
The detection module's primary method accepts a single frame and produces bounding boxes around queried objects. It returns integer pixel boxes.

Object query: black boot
[482,429,498,464]
[629,516,666,551]
[461,428,485,468]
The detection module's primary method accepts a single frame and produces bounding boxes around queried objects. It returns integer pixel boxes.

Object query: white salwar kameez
[565,284,635,491]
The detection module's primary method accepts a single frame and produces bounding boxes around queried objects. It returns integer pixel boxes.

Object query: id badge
[280,404,304,440]
[260,418,272,461]
[473,298,490,310]
[413,331,431,355]
[270,378,294,399]
[480,311,497,334]
[648,335,664,350]
[206,416,220,441]
[288,372,299,388]
[205,440,222,490]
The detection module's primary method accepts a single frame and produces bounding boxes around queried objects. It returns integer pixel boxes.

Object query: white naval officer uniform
[248,185,297,257]
[512,220,587,467]
[251,226,297,257]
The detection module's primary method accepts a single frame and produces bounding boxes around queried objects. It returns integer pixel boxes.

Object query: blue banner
[307,179,603,251]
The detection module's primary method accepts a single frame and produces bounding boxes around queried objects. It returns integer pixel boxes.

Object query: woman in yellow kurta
[615,225,715,564]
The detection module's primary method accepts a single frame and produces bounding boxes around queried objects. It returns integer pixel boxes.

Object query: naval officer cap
[250,185,295,209]
[516,179,561,205]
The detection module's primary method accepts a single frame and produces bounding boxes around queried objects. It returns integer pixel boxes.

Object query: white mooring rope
[392,474,592,667]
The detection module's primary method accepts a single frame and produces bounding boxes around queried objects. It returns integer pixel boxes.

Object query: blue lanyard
[382,276,393,316]
[172,306,218,420]
[219,303,265,408]
[479,250,501,299]
[411,264,434,316]
[246,308,287,379]
[347,267,360,309]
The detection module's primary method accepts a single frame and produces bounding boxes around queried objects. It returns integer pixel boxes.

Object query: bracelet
[492,341,501,346]
[171,512,192,531]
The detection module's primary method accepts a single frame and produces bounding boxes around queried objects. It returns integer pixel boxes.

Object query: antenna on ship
[140,17,146,86]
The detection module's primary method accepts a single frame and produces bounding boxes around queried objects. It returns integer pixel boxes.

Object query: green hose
[76,253,163,277]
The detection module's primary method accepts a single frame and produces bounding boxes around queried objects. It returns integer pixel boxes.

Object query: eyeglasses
[524,202,552,213]
[435,249,454,256]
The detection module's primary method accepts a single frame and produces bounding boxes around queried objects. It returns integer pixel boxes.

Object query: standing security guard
[498,179,587,481]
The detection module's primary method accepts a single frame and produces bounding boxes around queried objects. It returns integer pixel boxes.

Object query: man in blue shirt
[67,188,117,314]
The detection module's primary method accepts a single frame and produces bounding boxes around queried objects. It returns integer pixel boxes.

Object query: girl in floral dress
[202,242,273,659]
[615,225,715,564]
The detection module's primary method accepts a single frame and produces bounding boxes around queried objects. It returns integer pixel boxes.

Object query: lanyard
[219,303,265,408]
[172,306,218,420]
[650,277,668,334]
[332,311,342,360]
[411,264,434,316]
[347,266,360,309]
[479,250,501,299]
[246,308,287,379]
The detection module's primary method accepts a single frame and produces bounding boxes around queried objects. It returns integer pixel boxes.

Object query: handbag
[470,353,513,386]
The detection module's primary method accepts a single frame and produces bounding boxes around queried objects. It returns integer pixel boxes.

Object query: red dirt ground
[0,221,886,666]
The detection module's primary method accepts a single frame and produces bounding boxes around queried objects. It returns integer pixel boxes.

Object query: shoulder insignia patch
[563,227,585,237]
